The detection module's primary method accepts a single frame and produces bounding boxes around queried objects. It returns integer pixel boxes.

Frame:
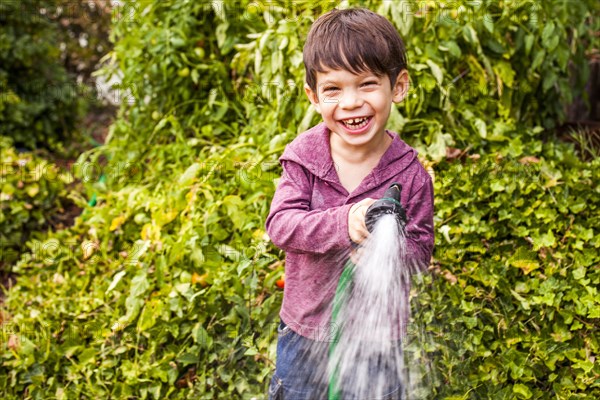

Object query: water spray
[329,183,408,400]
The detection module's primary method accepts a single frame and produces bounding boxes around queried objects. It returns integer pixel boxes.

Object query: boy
[266,7,434,399]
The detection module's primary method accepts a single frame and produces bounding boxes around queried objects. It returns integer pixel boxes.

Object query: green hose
[80,135,108,220]
[328,259,355,400]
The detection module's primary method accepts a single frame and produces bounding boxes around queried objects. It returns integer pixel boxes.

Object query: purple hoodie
[266,122,434,340]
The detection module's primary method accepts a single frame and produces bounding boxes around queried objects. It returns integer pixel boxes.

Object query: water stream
[328,214,430,399]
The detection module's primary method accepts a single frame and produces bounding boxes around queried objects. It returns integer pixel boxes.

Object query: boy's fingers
[349,198,377,244]
[351,198,376,215]
[351,224,369,244]
[350,227,362,244]
[359,227,369,241]
[350,224,366,243]
[364,198,377,207]
[350,246,365,264]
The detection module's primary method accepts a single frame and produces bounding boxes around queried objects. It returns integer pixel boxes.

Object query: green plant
[0,137,74,272]
[0,0,86,152]
[413,139,600,397]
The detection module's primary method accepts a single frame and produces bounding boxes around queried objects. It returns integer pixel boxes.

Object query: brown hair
[303,8,407,91]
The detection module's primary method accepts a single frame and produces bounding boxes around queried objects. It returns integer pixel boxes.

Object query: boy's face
[304,68,408,150]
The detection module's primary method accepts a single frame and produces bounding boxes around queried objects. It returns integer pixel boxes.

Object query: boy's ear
[304,83,322,114]
[392,70,410,103]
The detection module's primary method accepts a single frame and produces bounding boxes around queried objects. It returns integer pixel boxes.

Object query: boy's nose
[339,90,363,109]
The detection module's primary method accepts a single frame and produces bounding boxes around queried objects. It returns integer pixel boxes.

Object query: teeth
[347,117,365,124]
[342,117,370,129]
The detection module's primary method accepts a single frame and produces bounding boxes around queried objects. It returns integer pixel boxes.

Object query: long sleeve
[266,160,354,255]
[403,176,435,273]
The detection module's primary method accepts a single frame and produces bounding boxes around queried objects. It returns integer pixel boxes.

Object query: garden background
[1,0,599,398]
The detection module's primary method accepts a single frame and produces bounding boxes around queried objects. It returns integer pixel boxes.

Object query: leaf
[106,271,127,294]
[138,299,163,331]
[513,384,532,399]
[110,215,127,231]
[439,225,452,243]
[426,60,444,85]
[127,240,151,265]
[531,49,546,70]
[541,21,555,44]
[178,163,201,186]
[474,118,487,139]
[222,195,245,229]
[78,348,97,365]
[192,323,213,349]
[426,130,452,162]
[176,352,199,366]
[510,290,530,310]
[531,230,555,250]
[153,118,168,133]
[439,40,461,58]
[490,180,504,192]
[216,22,229,48]
[462,24,479,46]
[170,37,186,48]
[542,71,557,92]
[524,34,534,56]
[572,266,586,280]
[588,308,600,318]
[551,323,573,342]
[573,360,594,374]
[141,223,160,241]
[130,271,149,298]
[483,16,494,33]
[509,247,540,275]
[493,61,515,88]
[26,183,39,197]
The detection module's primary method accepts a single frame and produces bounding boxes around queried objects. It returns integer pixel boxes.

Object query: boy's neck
[329,130,393,165]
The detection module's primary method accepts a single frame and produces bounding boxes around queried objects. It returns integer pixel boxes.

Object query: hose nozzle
[364,183,407,232]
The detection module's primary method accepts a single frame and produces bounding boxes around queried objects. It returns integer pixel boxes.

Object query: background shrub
[0,137,74,273]
[0,0,86,152]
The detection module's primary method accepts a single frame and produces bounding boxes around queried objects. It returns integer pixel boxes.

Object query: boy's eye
[323,86,340,93]
[361,81,378,87]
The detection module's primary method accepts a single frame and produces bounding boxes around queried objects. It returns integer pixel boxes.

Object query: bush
[0,0,85,152]
[414,139,600,397]
[0,137,74,272]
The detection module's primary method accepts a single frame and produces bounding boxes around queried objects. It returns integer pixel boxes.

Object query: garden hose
[87,173,107,207]
[81,136,109,220]
[364,183,406,232]
[328,258,355,400]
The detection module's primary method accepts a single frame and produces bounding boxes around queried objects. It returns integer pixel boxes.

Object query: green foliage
[0,137,73,271]
[413,140,600,397]
[229,0,599,160]
[48,0,114,85]
[1,0,598,399]
[1,142,281,398]
[0,0,85,151]
[376,0,598,159]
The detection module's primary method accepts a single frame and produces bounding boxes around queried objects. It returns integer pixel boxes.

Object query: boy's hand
[348,198,376,245]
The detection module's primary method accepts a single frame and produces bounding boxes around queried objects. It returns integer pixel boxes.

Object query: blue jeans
[268,320,404,400]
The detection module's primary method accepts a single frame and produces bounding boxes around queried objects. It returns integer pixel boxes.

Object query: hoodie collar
[281,122,417,197]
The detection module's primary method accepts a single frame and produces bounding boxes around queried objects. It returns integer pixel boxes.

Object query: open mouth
[340,116,372,130]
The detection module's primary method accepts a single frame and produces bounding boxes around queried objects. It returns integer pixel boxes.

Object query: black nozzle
[365,183,407,232]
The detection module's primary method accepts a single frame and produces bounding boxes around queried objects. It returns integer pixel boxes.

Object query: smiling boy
[266,7,434,399]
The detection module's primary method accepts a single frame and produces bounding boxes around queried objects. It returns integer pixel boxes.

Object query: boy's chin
[330,129,386,148]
